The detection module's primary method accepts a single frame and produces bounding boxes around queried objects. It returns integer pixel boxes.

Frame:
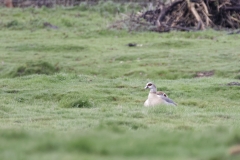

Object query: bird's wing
[156,91,167,97]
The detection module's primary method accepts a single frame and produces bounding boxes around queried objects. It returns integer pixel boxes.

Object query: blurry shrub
[58,91,93,108]
[61,18,75,27]
[28,19,45,29]
[69,99,93,108]
[10,61,60,77]
[6,20,20,28]
[60,98,93,108]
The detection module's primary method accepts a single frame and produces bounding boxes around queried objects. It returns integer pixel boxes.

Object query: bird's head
[145,82,157,92]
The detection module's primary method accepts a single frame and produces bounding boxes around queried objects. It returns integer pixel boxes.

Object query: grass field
[0,3,240,160]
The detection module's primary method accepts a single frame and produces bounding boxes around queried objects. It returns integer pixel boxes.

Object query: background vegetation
[0,2,240,160]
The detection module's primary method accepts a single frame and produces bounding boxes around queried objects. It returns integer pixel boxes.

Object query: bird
[156,91,168,98]
[144,82,177,107]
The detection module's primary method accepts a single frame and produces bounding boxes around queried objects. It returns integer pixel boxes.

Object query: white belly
[144,99,150,107]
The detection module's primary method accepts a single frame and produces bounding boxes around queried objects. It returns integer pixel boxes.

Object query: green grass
[0,4,240,160]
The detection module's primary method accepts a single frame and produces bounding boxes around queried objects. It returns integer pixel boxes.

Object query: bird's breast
[144,93,164,107]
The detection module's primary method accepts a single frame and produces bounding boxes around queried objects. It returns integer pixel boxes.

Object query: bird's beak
[144,86,148,89]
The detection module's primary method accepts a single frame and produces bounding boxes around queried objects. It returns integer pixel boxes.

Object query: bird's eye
[147,83,152,86]
[163,94,167,97]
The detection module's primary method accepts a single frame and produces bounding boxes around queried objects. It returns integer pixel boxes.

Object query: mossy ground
[0,4,240,160]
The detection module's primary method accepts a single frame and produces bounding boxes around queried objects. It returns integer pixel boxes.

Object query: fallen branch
[110,0,240,33]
